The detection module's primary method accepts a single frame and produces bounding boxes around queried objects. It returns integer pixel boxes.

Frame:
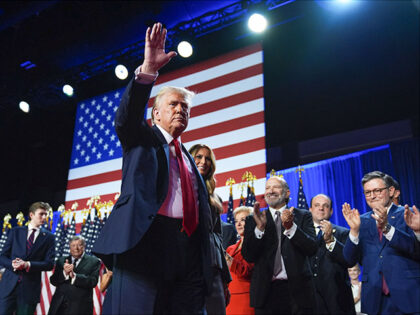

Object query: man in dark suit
[342,171,420,314]
[92,23,214,314]
[309,194,355,315]
[0,201,55,315]
[242,176,317,314]
[48,235,100,315]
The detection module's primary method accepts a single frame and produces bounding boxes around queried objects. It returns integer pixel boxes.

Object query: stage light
[115,64,128,80]
[248,13,268,33]
[19,101,30,113]
[177,41,193,58]
[337,0,352,3]
[63,84,74,97]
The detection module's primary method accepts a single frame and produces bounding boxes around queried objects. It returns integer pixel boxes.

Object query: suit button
[380,255,383,258]
[148,214,155,220]
[314,264,317,267]
[314,273,317,277]
[315,256,318,260]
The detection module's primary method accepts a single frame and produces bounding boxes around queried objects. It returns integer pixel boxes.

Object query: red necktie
[377,227,390,295]
[172,138,198,236]
[26,229,36,254]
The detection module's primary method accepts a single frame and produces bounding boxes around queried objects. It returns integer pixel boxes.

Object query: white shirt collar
[155,123,182,145]
[27,222,40,231]
[268,205,287,218]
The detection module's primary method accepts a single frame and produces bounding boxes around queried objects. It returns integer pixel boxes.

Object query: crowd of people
[1,22,419,315]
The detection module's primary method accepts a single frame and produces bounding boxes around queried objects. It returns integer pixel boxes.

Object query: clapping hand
[342,202,361,237]
[371,204,388,231]
[404,204,420,233]
[252,202,267,232]
[281,207,294,230]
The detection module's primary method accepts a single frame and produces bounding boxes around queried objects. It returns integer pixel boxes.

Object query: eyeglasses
[363,187,388,197]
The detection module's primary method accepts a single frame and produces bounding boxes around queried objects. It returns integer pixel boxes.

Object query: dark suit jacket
[310,224,355,314]
[0,226,55,304]
[343,204,420,314]
[48,254,101,315]
[242,208,317,310]
[221,221,237,250]
[92,79,214,292]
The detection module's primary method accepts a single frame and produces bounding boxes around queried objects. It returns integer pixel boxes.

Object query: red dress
[226,240,255,315]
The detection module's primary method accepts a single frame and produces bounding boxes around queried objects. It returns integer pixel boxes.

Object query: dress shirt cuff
[384,225,395,241]
[134,66,158,84]
[349,232,359,245]
[25,261,31,272]
[63,271,69,279]
[325,238,336,252]
[415,232,420,242]
[284,222,297,238]
[71,274,77,285]
[254,227,264,239]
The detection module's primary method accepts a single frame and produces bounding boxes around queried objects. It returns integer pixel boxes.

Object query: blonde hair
[151,86,195,124]
[233,206,253,219]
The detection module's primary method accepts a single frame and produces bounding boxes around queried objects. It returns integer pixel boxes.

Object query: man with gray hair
[93,22,214,314]
[242,176,317,314]
[342,171,420,314]
[48,235,100,315]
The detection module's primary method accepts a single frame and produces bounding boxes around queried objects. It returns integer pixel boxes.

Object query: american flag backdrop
[65,42,267,212]
[37,43,268,314]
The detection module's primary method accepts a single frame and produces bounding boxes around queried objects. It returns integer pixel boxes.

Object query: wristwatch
[382,223,392,234]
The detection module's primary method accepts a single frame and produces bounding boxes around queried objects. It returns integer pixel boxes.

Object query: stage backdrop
[65,43,267,215]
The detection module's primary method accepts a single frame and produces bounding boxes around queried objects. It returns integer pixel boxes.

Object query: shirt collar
[27,222,39,231]
[72,252,85,262]
[155,123,182,145]
[268,205,287,218]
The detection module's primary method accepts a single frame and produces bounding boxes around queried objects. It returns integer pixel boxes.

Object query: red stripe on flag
[44,271,53,301]
[213,137,266,160]
[147,61,263,109]
[67,169,122,190]
[182,111,264,143]
[94,286,103,314]
[192,87,264,118]
[65,192,118,210]
[215,164,267,188]
[155,43,262,86]
[188,64,262,94]
[147,87,264,125]
[39,292,46,315]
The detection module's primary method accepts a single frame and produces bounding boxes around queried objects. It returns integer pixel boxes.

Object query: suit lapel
[28,228,47,256]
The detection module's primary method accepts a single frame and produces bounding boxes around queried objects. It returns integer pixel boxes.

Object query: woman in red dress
[225,206,255,315]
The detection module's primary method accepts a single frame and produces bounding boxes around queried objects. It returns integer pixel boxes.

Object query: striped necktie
[26,229,36,254]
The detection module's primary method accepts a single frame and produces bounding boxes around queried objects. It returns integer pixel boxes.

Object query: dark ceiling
[0,0,418,216]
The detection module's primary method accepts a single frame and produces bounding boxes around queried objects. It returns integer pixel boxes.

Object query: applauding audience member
[226,206,254,315]
[342,171,420,314]
[309,194,355,315]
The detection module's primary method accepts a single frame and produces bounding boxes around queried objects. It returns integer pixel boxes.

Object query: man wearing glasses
[342,171,420,315]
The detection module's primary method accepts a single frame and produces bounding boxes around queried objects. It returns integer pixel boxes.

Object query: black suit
[310,224,355,315]
[242,208,317,314]
[48,254,100,315]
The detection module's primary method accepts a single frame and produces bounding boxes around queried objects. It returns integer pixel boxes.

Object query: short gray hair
[151,86,195,124]
[70,235,86,247]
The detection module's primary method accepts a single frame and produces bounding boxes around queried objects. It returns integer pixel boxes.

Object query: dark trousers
[108,214,205,314]
[255,280,292,315]
[0,283,37,315]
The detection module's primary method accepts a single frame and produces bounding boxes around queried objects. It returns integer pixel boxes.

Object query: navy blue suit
[92,79,214,313]
[0,226,55,314]
[343,204,420,314]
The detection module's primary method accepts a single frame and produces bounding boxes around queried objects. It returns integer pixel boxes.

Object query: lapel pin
[391,216,395,219]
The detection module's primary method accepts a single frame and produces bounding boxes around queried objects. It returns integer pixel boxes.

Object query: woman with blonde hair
[189,144,231,315]
[225,206,254,315]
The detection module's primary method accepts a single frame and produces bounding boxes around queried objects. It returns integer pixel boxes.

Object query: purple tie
[26,229,35,254]
[377,227,390,295]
